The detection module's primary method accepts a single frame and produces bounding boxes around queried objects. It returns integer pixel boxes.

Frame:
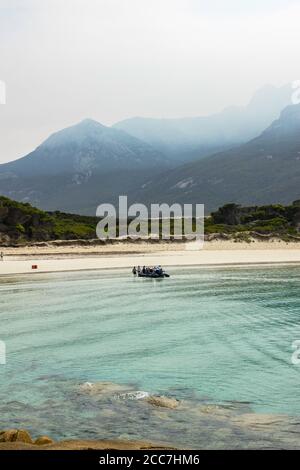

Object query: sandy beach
[0,240,300,275]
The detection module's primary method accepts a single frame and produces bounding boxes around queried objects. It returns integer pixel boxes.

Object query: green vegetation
[52,212,97,239]
[206,202,300,238]
[0,196,300,245]
[0,196,98,244]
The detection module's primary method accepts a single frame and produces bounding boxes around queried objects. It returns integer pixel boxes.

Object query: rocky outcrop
[0,427,172,450]
[78,381,180,410]
[146,395,180,409]
[205,233,231,241]
[78,381,132,396]
[0,429,55,447]
[0,438,175,450]
[0,429,33,444]
[34,436,55,446]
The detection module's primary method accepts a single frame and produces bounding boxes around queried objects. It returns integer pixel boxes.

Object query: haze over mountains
[114,84,292,164]
[141,103,300,213]
[0,83,299,215]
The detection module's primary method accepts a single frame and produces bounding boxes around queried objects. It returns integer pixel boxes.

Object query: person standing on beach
[0,252,3,262]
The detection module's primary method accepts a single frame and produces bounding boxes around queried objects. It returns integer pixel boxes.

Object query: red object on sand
[31,265,38,270]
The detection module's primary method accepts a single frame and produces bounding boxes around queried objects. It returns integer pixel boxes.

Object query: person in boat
[142,266,146,274]
[137,265,141,274]
[132,266,137,275]
[155,265,162,275]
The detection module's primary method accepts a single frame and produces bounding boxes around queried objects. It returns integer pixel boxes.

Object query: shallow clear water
[1,265,300,448]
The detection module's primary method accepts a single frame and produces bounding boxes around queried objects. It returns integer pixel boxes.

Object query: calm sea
[1,265,300,448]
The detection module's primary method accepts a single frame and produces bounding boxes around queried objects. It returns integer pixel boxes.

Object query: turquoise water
[1,265,300,448]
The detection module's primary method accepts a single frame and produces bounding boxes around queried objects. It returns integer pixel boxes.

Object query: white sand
[0,240,300,275]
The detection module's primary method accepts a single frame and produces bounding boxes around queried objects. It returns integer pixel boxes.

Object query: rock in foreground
[0,429,33,444]
[146,395,180,409]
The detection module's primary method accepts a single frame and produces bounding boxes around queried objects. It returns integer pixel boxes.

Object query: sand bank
[2,239,300,258]
[0,240,300,275]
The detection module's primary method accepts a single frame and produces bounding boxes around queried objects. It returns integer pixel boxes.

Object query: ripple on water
[1,265,300,447]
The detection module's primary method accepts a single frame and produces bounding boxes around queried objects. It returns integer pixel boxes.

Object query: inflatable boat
[132,266,170,278]
[138,271,170,279]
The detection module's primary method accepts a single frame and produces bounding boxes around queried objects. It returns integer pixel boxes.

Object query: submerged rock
[78,381,180,410]
[78,381,134,396]
[116,391,150,401]
[146,395,180,409]
[232,413,287,428]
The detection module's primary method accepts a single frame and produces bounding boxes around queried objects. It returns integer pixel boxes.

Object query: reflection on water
[0,266,300,448]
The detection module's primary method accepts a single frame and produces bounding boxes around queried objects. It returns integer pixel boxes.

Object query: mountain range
[0,119,169,214]
[0,83,299,215]
[114,84,292,163]
[138,103,300,212]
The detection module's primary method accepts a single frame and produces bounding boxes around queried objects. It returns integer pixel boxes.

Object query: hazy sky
[0,0,299,163]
